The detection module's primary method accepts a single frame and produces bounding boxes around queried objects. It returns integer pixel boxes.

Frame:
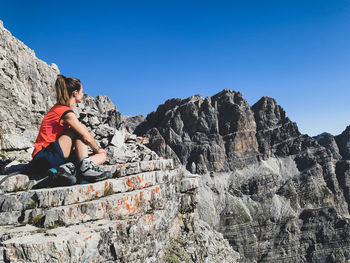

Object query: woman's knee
[62,128,77,140]
[58,133,73,158]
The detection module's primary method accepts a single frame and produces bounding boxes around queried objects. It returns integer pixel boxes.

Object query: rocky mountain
[135,91,350,262]
[0,20,238,263]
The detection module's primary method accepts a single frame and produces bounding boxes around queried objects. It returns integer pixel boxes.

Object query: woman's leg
[90,152,107,166]
[59,129,106,166]
[74,138,106,166]
[58,129,75,158]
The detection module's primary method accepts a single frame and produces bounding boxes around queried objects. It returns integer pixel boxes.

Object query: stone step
[0,184,163,227]
[0,208,170,263]
[0,224,38,243]
[0,170,164,213]
[0,219,118,263]
[0,173,33,194]
[0,159,174,194]
[110,159,174,177]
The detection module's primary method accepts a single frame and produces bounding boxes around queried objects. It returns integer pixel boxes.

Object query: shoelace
[89,162,103,173]
[65,163,76,175]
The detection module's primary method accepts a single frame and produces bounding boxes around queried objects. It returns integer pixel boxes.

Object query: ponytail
[54,74,81,106]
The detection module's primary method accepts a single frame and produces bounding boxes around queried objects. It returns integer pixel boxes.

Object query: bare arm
[62,112,100,153]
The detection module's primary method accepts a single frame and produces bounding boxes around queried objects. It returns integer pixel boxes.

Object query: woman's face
[74,86,84,103]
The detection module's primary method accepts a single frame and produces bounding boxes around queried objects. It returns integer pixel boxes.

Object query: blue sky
[1,0,349,136]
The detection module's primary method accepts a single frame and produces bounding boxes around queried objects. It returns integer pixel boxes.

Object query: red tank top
[32,104,73,158]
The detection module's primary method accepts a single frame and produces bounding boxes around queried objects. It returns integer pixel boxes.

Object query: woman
[31,74,111,184]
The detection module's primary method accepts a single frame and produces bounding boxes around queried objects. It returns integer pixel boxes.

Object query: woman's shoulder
[49,104,73,116]
[52,103,72,110]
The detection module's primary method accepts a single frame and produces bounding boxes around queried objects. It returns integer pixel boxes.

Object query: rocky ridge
[135,91,350,262]
[0,21,239,263]
[135,91,260,174]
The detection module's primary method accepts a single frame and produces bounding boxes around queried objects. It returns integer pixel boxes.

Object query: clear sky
[1,0,349,136]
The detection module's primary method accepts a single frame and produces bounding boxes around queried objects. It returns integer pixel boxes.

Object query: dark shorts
[32,141,68,171]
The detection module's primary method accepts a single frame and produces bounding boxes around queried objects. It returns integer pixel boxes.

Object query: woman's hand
[97,148,106,154]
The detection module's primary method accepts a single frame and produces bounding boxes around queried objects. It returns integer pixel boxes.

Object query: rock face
[135,90,259,174]
[252,96,302,157]
[0,20,239,263]
[135,92,350,261]
[335,126,350,160]
[0,21,58,160]
[314,132,342,159]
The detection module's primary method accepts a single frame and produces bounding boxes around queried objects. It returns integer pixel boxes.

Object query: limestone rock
[0,159,238,263]
[0,21,58,161]
[314,132,342,159]
[135,90,260,174]
[134,89,350,262]
[335,126,350,160]
[252,96,301,156]
[122,115,145,133]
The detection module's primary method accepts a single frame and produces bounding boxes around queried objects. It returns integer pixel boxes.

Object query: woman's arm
[62,112,101,153]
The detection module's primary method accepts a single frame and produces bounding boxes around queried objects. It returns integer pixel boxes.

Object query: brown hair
[54,74,82,106]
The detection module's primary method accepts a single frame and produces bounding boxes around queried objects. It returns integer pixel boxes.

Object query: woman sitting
[31,74,111,184]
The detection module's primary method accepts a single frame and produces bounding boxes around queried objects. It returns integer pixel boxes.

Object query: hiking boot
[48,162,77,186]
[78,158,112,183]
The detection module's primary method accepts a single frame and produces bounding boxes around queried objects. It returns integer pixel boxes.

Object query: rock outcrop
[135,90,259,174]
[0,21,58,161]
[0,159,238,262]
[134,92,350,262]
[335,126,350,160]
[314,132,342,160]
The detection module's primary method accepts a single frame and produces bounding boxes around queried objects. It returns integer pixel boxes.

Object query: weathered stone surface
[111,159,174,177]
[135,90,259,174]
[335,126,350,160]
[0,157,237,262]
[252,96,302,156]
[180,177,199,193]
[0,164,238,263]
[335,160,350,213]
[0,21,58,161]
[110,130,126,148]
[196,150,350,262]
[122,115,145,133]
[314,132,342,160]
[0,170,167,213]
[0,173,32,194]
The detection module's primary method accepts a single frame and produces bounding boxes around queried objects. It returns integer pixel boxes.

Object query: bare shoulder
[62,112,80,125]
[62,111,89,137]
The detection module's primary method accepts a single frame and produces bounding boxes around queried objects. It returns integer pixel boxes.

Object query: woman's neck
[67,98,76,108]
